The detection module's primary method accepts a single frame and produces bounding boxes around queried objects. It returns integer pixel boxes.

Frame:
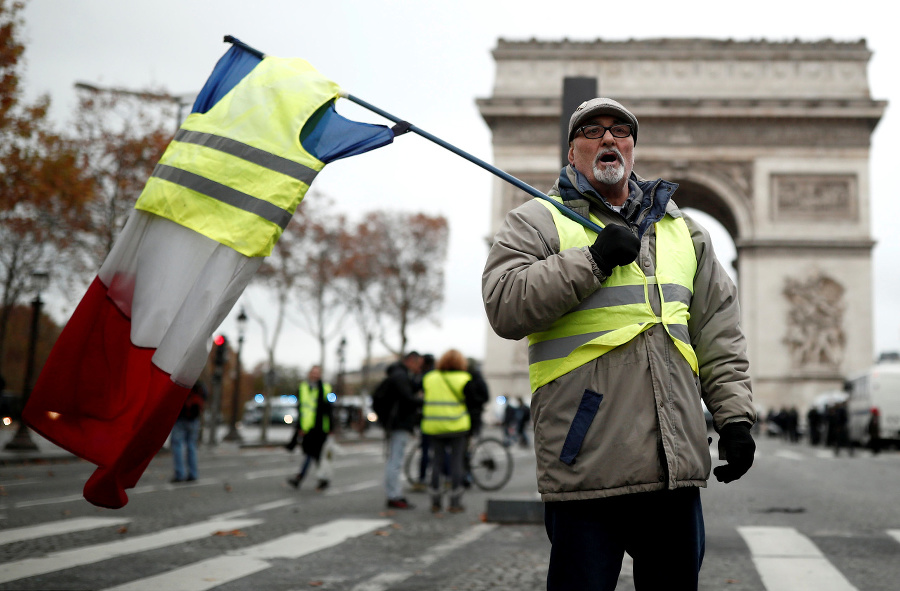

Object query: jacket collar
[550,166,680,236]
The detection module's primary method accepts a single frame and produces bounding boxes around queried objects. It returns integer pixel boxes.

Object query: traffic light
[213,334,228,366]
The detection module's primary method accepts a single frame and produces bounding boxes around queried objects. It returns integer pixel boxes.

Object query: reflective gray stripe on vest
[529,322,691,365]
[152,164,293,229]
[529,328,620,365]
[174,129,319,185]
[667,323,690,346]
[423,414,468,421]
[573,283,691,313]
[571,285,645,312]
[661,284,692,307]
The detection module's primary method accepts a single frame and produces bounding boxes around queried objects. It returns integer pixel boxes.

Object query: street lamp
[5,271,50,451]
[74,81,197,132]
[224,308,248,442]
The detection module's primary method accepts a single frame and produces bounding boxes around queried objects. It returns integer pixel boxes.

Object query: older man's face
[308,366,321,382]
[568,115,635,201]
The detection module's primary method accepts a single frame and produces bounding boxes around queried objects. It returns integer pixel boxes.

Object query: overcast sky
[18,0,900,376]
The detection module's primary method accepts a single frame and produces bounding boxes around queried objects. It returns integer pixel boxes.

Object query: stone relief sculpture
[783,273,846,368]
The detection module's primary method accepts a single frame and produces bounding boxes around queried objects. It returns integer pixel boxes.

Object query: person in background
[170,381,207,483]
[464,358,489,438]
[411,354,436,493]
[381,351,424,509]
[287,365,334,492]
[421,349,472,513]
[515,396,531,448]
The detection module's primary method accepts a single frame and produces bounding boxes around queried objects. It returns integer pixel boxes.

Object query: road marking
[0,517,132,545]
[324,479,381,496]
[738,526,858,591]
[102,518,391,591]
[245,458,372,481]
[773,450,806,461]
[10,477,222,508]
[350,523,497,591]
[0,478,38,487]
[132,477,219,494]
[0,518,261,585]
[888,530,900,545]
[209,498,298,520]
[243,467,296,480]
[13,493,87,508]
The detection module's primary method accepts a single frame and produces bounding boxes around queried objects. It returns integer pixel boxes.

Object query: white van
[844,363,900,448]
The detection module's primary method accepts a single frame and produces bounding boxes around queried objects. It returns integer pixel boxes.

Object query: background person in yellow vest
[421,349,473,513]
[482,97,757,591]
[287,366,334,492]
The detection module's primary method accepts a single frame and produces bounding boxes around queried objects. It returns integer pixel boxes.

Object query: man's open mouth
[597,152,619,164]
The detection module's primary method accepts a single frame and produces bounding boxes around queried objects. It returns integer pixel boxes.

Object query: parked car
[242,395,299,425]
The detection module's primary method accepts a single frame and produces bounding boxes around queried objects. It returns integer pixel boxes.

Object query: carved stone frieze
[783,273,846,369]
[771,174,857,221]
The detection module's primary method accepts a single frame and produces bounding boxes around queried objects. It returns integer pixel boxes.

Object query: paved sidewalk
[0,423,75,464]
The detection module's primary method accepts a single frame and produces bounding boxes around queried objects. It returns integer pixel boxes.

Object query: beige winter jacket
[482,167,756,502]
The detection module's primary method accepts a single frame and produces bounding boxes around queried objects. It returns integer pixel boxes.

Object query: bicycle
[404,433,514,491]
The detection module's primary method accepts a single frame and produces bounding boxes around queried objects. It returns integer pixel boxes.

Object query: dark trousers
[544,488,705,591]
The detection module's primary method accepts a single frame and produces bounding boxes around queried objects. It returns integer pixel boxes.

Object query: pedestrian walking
[378,351,423,509]
[482,97,757,590]
[807,405,822,446]
[514,396,531,448]
[411,353,435,493]
[287,366,334,492]
[170,381,206,483]
[832,400,853,457]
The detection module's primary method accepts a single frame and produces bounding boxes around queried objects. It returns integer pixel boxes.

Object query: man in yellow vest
[287,365,334,492]
[482,98,757,591]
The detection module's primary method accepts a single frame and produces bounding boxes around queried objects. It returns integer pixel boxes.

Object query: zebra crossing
[1,510,898,589]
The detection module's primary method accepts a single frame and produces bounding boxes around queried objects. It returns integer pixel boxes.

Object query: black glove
[713,422,755,483]
[589,225,640,276]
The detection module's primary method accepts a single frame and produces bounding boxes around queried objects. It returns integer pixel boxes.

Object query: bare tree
[338,220,385,393]
[369,211,449,356]
[289,195,347,372]
[248,216,307,443]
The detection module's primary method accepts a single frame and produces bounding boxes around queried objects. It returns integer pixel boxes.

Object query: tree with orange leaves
[0,0,92,380]
[65,83,176,277]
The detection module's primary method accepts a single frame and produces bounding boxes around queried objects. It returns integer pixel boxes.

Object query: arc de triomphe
[477,38,885,412]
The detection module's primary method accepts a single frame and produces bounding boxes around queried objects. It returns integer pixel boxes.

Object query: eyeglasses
[576,123,633,140]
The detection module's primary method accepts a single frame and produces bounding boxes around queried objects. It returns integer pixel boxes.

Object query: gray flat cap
[567,97,639,144]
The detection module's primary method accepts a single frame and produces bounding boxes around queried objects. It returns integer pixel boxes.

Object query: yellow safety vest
[299,381,333,433]
[421,371,471,436]
[527,197,699,391]
[135,56,340,257]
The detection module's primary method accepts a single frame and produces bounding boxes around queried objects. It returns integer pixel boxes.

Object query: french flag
[23,37,396,508]
[24,212,262,508]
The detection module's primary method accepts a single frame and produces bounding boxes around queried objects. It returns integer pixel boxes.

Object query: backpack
[370,377,396,428]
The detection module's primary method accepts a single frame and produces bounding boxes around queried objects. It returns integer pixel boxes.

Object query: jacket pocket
[559,389,604,466]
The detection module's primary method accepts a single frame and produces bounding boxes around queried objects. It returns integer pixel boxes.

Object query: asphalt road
[0,424,898,590]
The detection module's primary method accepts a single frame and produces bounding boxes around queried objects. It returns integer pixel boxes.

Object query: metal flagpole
[341,93,605,236]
